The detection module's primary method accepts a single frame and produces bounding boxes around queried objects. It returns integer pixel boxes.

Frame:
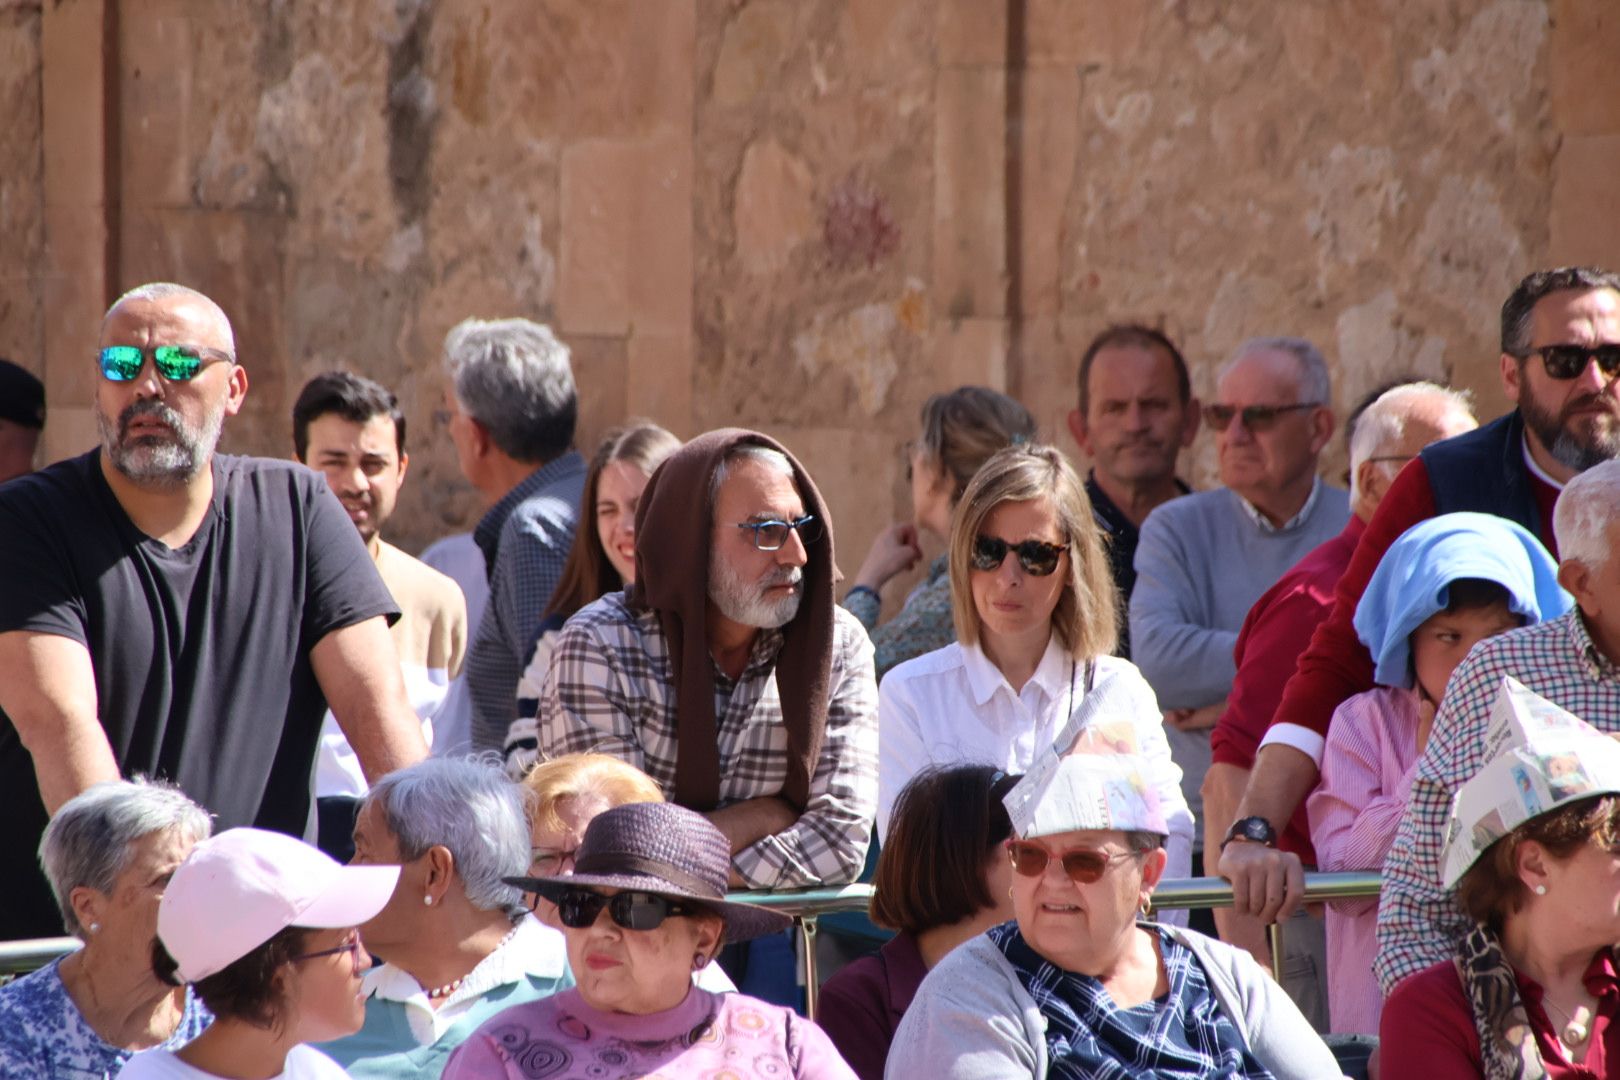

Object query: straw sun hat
[506,801,791,942]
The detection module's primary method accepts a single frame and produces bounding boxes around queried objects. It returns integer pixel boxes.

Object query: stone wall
[6,0,1618,605]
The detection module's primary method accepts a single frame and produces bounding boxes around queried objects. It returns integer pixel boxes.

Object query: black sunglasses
[549,887,701,932]
[1006,840,1137,884]
[1522,344,1620,381]
[1202,402,1320,431]
[735,515,821,551]
[970,535,1069,577]
[99,344,234,383]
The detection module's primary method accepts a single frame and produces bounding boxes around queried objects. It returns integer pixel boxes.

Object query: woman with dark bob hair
[117,828,400,1079]
[817,764,1021,1079]
[1382,685,1620,1075]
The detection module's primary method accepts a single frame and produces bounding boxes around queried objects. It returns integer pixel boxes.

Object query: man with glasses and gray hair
[0,282,428,941]
[440,318,586,754]
[1220,267,1620,932]
[538,429,878,894]
[1130,336,1349,931]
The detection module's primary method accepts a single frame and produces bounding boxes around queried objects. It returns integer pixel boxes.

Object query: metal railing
[0,872,1384,1020]
[734,870,1383,1019]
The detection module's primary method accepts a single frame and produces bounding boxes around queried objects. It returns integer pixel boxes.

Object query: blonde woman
[843,386,1035,679]
[876,444,1192,889]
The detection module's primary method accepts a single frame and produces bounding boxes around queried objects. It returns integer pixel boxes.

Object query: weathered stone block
[567,333,630,462]
[937,0,1005,66]
[934,66,1006,319]
[734,137,815,274]
[0,6,43,371]
[627,332,694,438]
[1550,0,1620,135]
[558,134,691,337]
[930,317,1008,392]
[1550,134,1620,268]
[1019,67,1079,317]
[1025,0,1148,68]
[711,0,795,109]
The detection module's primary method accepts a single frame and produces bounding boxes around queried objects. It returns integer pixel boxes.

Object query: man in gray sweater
[1130,337,1350,887]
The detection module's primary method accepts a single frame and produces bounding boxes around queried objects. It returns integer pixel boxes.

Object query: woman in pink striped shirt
[1306,512,1568,1036]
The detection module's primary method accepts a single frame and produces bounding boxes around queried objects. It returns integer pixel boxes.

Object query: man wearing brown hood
[538,429,878,888]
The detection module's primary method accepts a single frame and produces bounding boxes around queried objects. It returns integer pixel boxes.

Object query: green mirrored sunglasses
[99,344,234,383]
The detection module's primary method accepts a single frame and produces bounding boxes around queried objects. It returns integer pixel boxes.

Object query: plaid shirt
[465,452,586,751]
[1375,610,1620,993]
[538,591,878,888]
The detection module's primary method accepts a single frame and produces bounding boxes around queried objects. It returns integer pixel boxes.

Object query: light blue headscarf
[1353,512,1570,688]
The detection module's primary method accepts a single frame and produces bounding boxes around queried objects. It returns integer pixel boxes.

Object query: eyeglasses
[547,887,701,931]
[292,930,363,969]
[1006,840,1138,884]
[1202,402,1321,432]
[530,847,578,876]
[1521,344,1620,381]
[735,515,821,551]
[970,536,1069,577]
[99,344,235,383]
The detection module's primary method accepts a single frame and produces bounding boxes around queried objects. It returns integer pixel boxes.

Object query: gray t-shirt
[0,452,398,938]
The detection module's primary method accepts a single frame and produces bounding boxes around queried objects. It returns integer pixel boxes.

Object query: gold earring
[1139,894,1152,919]
[1008,885,1015,901]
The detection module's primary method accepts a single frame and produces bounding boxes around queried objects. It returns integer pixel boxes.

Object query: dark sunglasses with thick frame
[735,515,822,551]
[1006,840,1138,884]
[544,886,703,932]
[99,344,235,383]
[970,535,1069,577]
[1201,401,1321,432]
[1518,344,1620,381]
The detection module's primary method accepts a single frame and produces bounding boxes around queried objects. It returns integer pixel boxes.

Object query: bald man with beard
[0,282,427,939]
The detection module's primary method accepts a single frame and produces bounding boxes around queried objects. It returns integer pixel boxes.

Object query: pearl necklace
[424,922,522,1001]
[1542,995,1593,1048]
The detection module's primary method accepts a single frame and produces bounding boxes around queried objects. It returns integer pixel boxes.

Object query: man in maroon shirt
[1203,381,1477,1001]
[1218,266,1620,923]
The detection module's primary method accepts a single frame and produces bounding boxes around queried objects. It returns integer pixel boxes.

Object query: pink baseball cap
[157,827,401,983]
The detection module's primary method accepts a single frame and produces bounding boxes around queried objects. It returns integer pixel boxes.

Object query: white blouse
[877,637,1194,892]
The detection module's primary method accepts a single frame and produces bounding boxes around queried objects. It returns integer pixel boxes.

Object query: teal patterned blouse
[841,555,955,681]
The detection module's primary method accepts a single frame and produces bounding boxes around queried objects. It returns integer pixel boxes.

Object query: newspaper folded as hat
[1002,673,1169,838]
[1440,677,1620,889]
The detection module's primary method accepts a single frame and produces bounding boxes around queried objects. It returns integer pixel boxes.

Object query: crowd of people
[0,263,1618,1078]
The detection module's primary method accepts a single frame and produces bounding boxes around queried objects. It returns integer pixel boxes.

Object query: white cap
[1440,678,1620,889]
[158,827,401,983]
[1003,754,1169,840]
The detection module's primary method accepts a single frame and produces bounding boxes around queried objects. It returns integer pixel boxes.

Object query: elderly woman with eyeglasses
[317,758,573,1079]
[0,780,212,1078]
[119,827,399,1079]
[443,802,856,1079]
[890,756,1339,1079]
[877,444,1194,901]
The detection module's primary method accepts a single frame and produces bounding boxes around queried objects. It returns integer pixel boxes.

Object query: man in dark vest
[1217,265,1620,920]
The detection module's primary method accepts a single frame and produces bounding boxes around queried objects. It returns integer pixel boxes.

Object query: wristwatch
[1221,816,1278,851]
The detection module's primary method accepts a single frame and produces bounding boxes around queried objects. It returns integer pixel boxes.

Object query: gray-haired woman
[317,757,573,1079]
[0,779,212,1078]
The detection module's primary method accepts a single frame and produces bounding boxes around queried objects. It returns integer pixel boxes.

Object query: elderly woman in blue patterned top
[0,779,213,1078]
[890,755,1340,1079]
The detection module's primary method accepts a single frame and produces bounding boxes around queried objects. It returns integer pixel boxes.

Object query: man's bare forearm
[705,796,798,854]
[0,631,120,813]
[1234,743,1321,829]
[312,618,430,781]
